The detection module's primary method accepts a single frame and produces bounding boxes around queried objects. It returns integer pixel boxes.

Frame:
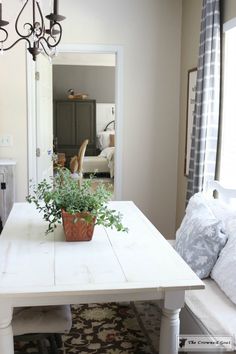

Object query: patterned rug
[15,302,161,354]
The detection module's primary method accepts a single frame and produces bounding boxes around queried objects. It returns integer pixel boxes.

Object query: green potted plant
[26,168,127,241]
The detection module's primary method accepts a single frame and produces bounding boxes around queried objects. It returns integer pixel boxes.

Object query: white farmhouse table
[0,202,204,354]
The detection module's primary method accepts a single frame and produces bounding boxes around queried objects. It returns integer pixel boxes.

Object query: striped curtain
[186,0,221,202]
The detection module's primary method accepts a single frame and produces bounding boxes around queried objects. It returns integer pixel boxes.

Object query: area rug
[15,301,161,354]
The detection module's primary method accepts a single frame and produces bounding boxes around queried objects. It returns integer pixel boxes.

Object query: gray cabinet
[0,160,16,228]
[54,100,96,162]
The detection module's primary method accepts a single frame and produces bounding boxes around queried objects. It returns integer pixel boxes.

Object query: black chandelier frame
[0,0,65,61]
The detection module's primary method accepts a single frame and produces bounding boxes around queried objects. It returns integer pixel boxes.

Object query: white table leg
[0,303,14,354]
[159,308,180,354]
[159,290,185,354]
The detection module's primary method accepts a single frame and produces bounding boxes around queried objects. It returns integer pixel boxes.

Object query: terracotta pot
[61,210,96,242]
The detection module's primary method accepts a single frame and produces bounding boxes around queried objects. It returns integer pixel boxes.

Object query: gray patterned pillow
[175,201,227,279]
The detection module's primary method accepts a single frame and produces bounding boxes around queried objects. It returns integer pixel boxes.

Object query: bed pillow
[97,130,115,150]
[175,195,227,279]
[211,218,236,304]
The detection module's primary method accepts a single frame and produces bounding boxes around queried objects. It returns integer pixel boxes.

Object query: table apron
[0,289,165,307]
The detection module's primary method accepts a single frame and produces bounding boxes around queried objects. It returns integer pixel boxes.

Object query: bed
[83,120,115,178]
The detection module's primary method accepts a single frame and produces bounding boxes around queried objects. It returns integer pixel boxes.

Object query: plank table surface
[0,202,204,354]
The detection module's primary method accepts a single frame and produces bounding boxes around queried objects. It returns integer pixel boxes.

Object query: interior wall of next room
[53,65,115,103]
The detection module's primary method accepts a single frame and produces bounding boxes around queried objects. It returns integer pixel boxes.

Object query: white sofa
[180,279,236,354]
[173,181,236,354]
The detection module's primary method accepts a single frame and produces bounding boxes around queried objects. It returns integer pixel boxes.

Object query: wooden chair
[77,139,89,174]
[70,139,89,186]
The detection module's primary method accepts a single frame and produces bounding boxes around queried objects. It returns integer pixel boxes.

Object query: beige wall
[176,0,202,228]
[223,0,236,22]
[0,0,182,238]
[0,5,28,203]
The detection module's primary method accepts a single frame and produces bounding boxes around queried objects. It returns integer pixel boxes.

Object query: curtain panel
[186,0,221,202]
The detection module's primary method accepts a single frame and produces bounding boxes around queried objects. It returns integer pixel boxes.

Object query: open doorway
[27,44,124,200]
[52,52,116,194]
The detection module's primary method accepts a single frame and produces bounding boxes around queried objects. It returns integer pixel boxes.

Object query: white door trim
[27,44,124,200]
[26,51,37,191]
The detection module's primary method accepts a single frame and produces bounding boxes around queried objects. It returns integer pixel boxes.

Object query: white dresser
[0,160,16,227]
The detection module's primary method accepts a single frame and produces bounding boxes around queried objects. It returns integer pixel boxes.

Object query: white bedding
[99,147,115,178]
[83,156,110,174]
[83,147,115,178]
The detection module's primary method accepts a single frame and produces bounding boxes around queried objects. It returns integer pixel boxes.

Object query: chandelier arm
[15,0,33,39]
[3,37,31,51]
[0,28,8,43]
[38,22,62,50]
[38,36,53,50]
[47,22,62,48]
[35,1,45,38]
[24,22,34,33]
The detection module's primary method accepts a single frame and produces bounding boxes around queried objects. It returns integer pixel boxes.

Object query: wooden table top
[0,202,204,297]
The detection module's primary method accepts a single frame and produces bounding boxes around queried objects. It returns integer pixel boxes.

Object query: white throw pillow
[175,194,227,279]
[186,192,235,231]
[211,218,236,305]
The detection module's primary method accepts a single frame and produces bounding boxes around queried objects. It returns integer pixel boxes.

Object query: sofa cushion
[211,218,236,305]
[185,278,236,345]
[175,195,227,278]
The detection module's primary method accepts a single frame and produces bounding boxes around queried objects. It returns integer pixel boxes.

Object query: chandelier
[0,0,65,61]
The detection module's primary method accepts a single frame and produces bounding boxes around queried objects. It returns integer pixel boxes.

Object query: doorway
[53,52,115,193]
[27,44,124,200]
